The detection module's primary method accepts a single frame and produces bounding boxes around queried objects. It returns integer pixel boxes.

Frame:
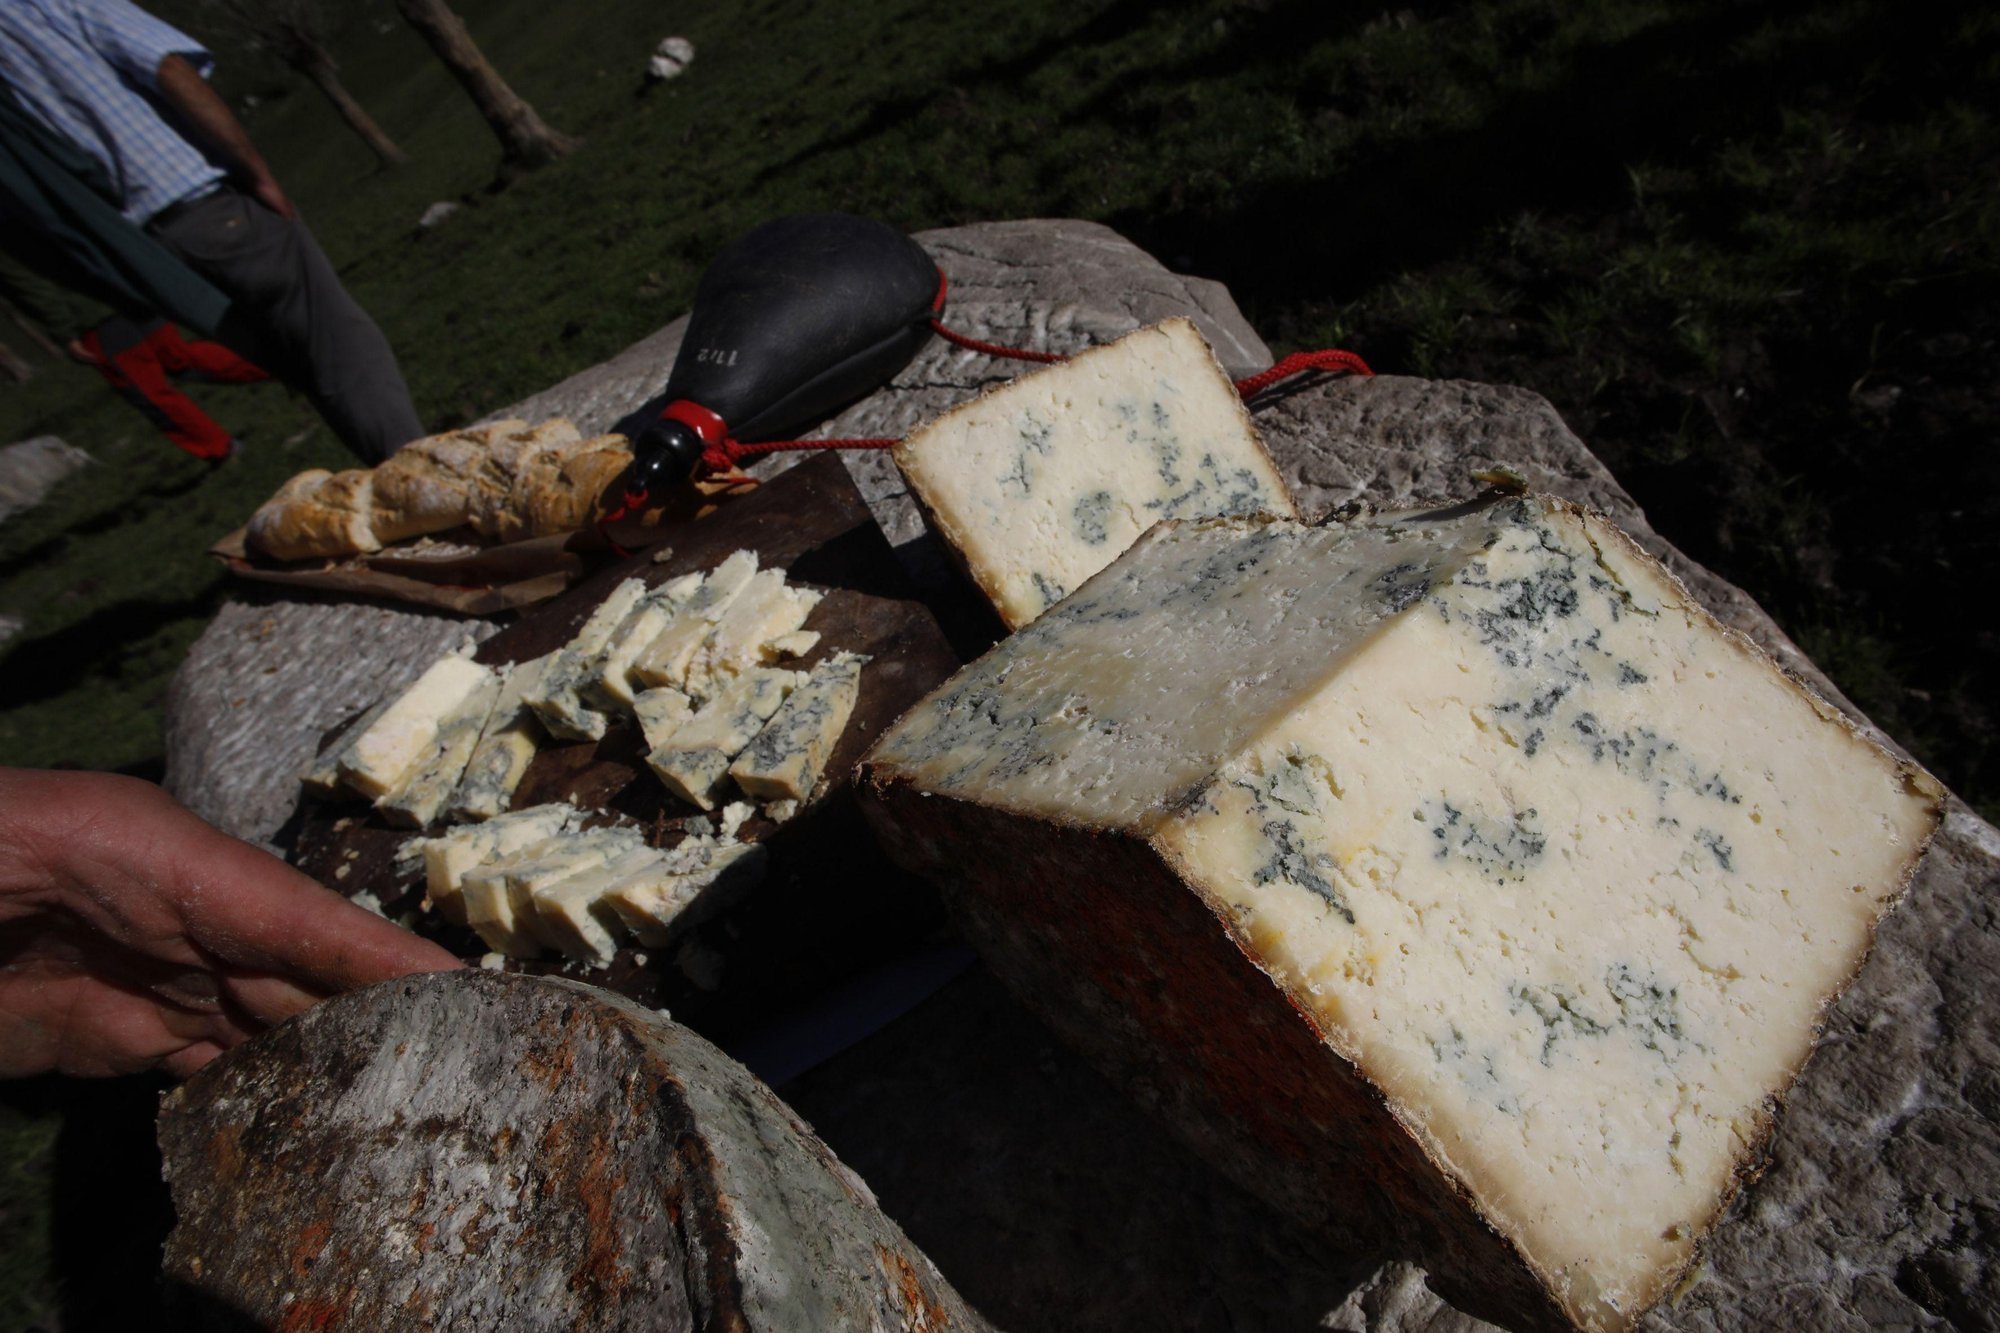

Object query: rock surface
[0,434,90,524]
[157,970,997,1332]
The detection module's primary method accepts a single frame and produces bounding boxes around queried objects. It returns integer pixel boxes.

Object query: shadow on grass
[0,1074,178,1330]
[0,587,227,709]
[0,465,221,587]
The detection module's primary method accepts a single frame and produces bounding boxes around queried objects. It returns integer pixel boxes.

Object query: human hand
[0,769,460,1079]
[246,168,296,221]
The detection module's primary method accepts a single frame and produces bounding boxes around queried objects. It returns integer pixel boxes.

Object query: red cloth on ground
[82,323,267,460]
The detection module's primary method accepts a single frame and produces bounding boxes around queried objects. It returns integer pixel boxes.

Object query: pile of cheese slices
[305,548,868,963]
[410,802,766,967]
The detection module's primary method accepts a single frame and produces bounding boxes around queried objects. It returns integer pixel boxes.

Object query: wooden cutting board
[290,453,966,1044]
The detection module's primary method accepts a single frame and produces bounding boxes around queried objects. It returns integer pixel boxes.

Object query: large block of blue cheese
[860,496,1943,1333]
[892,316,1296,629]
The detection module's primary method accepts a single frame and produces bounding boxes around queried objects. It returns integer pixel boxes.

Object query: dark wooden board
[291,454,966,1043]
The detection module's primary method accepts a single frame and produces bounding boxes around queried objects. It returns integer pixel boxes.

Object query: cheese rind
[339,652,494,799]
[648,667,799,809]
[893,316,1296,629]
[730,652,867,802]
[862,497,1942,1333]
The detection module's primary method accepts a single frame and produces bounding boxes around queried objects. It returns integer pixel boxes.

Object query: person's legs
[148,190,424,462]
[81,318,236,461]
[147,323,267,385]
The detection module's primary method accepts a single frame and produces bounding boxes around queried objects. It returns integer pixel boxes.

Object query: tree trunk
[157,971,999,1332]
[392,0,580,168]
[296,45,409,168]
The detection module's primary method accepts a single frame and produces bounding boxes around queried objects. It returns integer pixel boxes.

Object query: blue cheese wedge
[892,316,1296,630]
[862,497,1943,1333]
[460,826,645,956]
[413,802,578,924]
[648,667,799,809]
[526,578,648,741]
[446,655,552,823]
[601,838,769,948]
[730,651,867,802]
[377,672,505,829]
[630,549,760,691]
[338,651,494,799]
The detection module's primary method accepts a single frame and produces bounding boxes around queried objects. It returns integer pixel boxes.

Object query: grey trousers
[150,189,423,463]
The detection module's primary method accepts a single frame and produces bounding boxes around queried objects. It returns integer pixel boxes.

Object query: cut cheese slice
[447,655,551,823]
[378,671,504,829]
[602,838,769,948]
[530,844,666,967]
[414,802,578,925]
[338,651,493,799]
[301,699,391,799]
[862,497,1943,1333]
[631,550,760,691]
[648,667,799,809]
[634,687,694,753]
[461,826,645,957]
[893,316,1295,629]
[683,570,821,700]
[582,573,704,710]
[526,578,648,740]
[730,651,867,802]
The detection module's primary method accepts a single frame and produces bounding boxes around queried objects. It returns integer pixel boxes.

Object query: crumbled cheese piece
[526,578,648,741]
[338,655,496,799]
[479,952,506,971]
[648,667,799,809]
[865,497,1943,1330]
[730,651,867,803]
[350,889,383,915]
[764,799,800,824]
[762,629,821,661]
[892,316,1295,629]
[717,801,754,840]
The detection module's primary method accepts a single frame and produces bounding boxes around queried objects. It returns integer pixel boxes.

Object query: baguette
[247,468,381,561]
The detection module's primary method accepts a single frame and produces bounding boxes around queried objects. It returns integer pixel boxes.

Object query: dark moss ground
[0,0,1993,1324]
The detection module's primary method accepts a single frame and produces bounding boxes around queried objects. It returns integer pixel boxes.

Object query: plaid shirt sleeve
[71,0,213,90]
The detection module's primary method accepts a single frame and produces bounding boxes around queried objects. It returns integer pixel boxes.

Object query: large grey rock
[159,970,997,1332]
[0,434,90,524]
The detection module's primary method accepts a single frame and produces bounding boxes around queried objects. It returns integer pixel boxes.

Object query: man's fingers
[221,971,329,1029]
[163,1040,230,1079]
